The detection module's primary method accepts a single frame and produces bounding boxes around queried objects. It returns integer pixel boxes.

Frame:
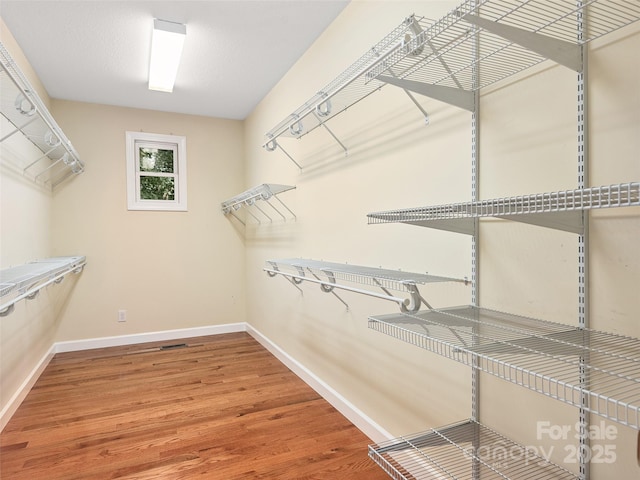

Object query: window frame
[125,131,187,211]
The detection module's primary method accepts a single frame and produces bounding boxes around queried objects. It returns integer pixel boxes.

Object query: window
[126,131,187,211]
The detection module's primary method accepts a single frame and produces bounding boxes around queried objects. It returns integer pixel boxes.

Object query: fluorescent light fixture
[148,19,186,92]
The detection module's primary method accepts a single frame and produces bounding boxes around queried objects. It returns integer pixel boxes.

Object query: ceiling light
[148,19,186,93]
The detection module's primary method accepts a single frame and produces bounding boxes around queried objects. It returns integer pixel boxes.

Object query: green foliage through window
[140,176,175,200]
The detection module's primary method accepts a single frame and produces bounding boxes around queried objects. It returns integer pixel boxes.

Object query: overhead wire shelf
[221,184,296,225]
[369,419,578,480]
[369,305,640,430]
[0,42,84,189]
[367,182,640,234]
[262,15,433,167]
[265,258,467,312]
[0,256,86,316]
[366,0,640,108]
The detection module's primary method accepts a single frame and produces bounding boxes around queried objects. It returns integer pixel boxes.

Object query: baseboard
[3,322,393,444]
[55,323,247,353]
[0,344,56,432]
[246,324,393,443]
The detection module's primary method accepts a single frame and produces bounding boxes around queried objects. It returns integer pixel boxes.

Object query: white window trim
[125,131,187,211]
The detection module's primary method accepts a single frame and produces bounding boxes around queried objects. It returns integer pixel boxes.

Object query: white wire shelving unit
[0,43,84,189]
[265,258,467,312]
[369,305,640,430]
[262,15,432,169]
[221,184,296,225]
[368,182,640,234]
[369,419,578,480]
[365,0,640,111]
[0,256,86,317]
[262,0,640,168]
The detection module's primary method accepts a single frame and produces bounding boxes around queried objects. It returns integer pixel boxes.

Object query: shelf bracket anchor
[264,138,302,170]
[309,269,349,310]
[460,13,582,72]
[266,263,303,294]
[400,282,422,313]
[312,111,348,156]
[377,76,475,112]
[0,304,15,317]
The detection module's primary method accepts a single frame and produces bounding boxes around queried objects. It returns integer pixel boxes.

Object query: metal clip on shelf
[0,256,86,316]
[264,258,466,312]
[221,184,296,225]
[262,15,432,169]
[0,43,84,189]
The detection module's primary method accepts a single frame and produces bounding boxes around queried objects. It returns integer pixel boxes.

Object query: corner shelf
[0,256,86,316]
[369,419,578,480]
[369,305,640,430]
[368,182,640,235]
[221,184,296,225]
[262,15,432,168]
[0,42,84,189]
[265,258,467,312]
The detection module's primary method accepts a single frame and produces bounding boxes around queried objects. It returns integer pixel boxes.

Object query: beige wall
[245,1,639,478]
[50,100,246,341]
[0,17,58,420]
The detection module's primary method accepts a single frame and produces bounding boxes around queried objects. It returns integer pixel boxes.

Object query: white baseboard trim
[0,344,56,432]
[2,322,393,444]
[246,324,393,443]
[54,323,247,353]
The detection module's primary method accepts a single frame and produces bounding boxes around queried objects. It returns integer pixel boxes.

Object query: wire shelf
[368,182,640,234]
[221,184,296,225]
[0,256,86,316]
[369,305,640,430]
[366,0,640,94]
[263,15,432,146]
[267,258,465,292]
[265,258,468,312]
[369,419,578,480]
[0,42,84,189]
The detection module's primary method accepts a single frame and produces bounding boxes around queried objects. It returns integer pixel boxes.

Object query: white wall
[245,2,640,478]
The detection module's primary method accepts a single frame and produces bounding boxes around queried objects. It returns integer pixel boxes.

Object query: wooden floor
[1,332,390,479]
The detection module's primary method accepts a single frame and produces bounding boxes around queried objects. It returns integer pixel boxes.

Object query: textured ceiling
[1,0,349,120]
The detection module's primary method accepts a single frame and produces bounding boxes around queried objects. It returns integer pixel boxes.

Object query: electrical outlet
[118,310,127,322]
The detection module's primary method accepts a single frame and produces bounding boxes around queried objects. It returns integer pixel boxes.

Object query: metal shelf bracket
[460,13,583,72]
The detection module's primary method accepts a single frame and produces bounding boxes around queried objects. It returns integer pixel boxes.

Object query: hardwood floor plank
[1,333,389,479]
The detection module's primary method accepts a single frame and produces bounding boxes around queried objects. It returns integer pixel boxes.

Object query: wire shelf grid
[267,258,465,292]
[367,182,640,229]
[366,0,640,93]
[263,15,432,145]
[221,184,296,224]
[0,43,84,188]
[369,305,640,429]
[369,419,578,480]
[0,256,86,316]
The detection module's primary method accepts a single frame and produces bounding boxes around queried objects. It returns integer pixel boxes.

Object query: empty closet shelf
[265,258,467,312]
[263,15,431,152]
[221,184,295,224]
[369,419,577,480]
[0,256,86,316]
[367,182,640,234]
[369,305,640,429]
[367,0,640,105]
[0,43,84,188]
